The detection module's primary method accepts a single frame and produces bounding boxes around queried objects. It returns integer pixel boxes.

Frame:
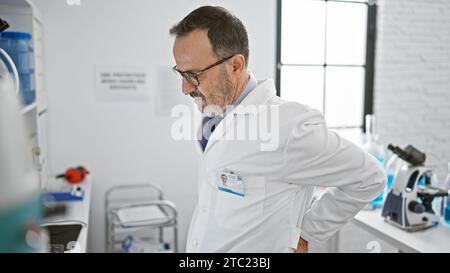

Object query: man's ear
[230,54,246,74]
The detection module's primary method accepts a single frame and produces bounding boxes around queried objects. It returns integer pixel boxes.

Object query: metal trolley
[105,184,178,253]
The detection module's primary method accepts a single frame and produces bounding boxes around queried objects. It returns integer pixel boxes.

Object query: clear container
[0,31,35,105]
[445,198,450,225]
[444,163,450,225]
[363,115,386,208]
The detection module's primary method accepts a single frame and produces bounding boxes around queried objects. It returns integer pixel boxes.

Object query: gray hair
[169,6,249,67]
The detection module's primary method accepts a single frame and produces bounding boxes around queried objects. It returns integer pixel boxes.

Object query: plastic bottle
[444,162,450,225]
[363,115,386,165]
[363,115,386,208]
[384,154,399,194]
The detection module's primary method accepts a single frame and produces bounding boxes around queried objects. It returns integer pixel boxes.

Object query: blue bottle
[444,163,450,225]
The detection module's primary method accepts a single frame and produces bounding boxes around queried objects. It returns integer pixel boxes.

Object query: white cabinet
[0,0,49,186]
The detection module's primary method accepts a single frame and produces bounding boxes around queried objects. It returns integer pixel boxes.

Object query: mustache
[190,91,205,100]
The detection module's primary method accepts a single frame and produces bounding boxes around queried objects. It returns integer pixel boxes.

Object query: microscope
[381,144,448,231]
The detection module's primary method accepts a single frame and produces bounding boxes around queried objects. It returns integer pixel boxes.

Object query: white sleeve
[282,109,386,243]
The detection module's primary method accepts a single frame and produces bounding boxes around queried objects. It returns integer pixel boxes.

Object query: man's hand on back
[294,237,308,253]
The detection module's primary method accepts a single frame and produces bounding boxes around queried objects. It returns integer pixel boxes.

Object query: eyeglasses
[173,55,234,87]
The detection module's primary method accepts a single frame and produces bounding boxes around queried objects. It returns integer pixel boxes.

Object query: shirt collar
[233,72,257,106]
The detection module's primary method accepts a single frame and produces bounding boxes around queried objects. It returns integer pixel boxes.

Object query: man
[220,174,228,187]
[170,6,386,253]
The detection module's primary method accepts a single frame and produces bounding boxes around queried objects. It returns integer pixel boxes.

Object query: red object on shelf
[56,166,89,184]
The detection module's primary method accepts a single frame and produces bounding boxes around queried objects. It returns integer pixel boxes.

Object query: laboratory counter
[352,208,450,253]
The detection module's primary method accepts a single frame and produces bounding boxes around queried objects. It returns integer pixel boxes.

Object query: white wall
[33,0,276,252]
[375,0,450,181]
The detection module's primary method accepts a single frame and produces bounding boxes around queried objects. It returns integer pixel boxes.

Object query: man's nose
[182,78,197,95]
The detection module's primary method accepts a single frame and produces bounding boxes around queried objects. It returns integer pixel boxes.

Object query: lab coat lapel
[203,79,277,154]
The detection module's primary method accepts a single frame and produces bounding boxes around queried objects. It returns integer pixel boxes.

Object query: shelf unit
[20,101,37,115]
[0,0,49,186]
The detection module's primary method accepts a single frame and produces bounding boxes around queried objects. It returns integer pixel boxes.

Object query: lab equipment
[42,186,84,202]
[387,144,426,166]
[0,47,42,252]
[0,17,9,32]
[0,31,35,105]
[444,162,450,225]
[384,153,401,197]
[56,166,90,184]
[42,166,89,202]
[381,144,448,231]
[121,235,172,253]
[363,115,386,208]
[105,184,178,253]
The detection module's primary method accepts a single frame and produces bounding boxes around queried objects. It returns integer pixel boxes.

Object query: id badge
[217,170,245,197]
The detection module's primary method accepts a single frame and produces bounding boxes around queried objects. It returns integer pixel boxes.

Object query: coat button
[193,240,198,246]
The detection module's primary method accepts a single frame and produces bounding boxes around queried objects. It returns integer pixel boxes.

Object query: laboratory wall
[33,0,276,252]
[375,0,450,181]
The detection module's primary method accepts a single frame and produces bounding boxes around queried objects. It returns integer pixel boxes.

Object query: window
[276,0,377,131]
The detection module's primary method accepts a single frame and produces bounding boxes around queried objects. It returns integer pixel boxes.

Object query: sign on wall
[95,65,149,102]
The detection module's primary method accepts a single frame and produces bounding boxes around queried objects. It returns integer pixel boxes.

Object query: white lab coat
[186,79,386,253]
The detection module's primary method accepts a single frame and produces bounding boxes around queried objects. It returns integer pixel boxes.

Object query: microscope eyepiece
[0,17,9,32]
[387,144,426,166]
